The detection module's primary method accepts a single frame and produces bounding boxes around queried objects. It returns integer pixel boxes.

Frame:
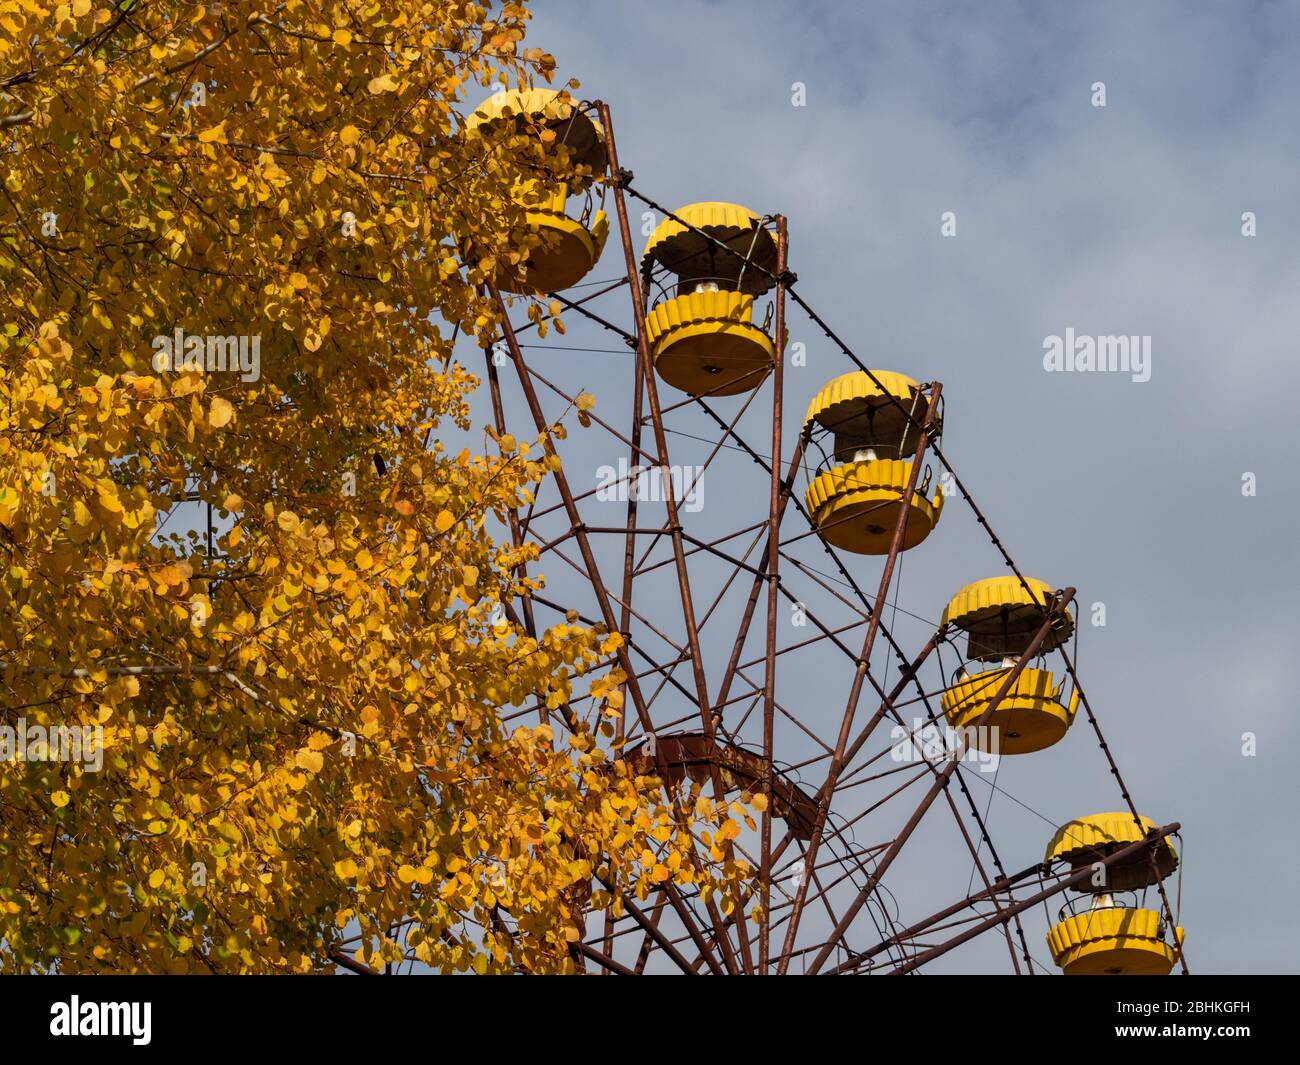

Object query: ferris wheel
[462,88,1187,975]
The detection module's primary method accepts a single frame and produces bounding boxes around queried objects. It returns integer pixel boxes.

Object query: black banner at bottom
[0,972,1288,1051]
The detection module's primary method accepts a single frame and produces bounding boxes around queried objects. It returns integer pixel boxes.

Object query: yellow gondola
[1044,813,1183,974]
[641,202,778,395]
[802,371,943,553]
[940,667,1078,754]
[937,576,1077,753]
[1047,904,1184,975]
[939,575,1072,660]
[1045,812,1179,892]
[464,90,609,293]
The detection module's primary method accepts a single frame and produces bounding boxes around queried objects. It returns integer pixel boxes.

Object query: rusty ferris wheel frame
[476,99,1186,976]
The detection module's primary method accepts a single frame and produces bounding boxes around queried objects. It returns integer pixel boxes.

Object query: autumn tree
[0,0,750,973]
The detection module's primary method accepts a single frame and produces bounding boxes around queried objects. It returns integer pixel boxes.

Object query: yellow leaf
[576,391,595,411]
[295,749,324,773]
[339,125,361,147]
[196,122,227,144]
[156,564,184,586]
[434,509,455,533]
[367,74,399,94]
[51,790,70,808]
[277,511,300,532]
[332,28,353,46]
[148,869,166,889]
[208,396,233,428]
[96,483,123,513]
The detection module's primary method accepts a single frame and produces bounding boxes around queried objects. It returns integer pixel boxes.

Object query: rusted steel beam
[759,216,788,972]
[574,940,639,977]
